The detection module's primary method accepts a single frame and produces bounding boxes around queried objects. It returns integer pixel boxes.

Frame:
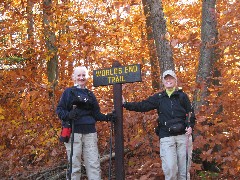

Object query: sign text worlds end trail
[93,64,142,87]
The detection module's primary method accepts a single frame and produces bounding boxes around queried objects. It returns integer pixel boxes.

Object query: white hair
[71,66,89,81]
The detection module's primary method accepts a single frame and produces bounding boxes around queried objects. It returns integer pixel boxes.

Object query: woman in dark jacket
[56,66,115,180]
[123,70,195,180]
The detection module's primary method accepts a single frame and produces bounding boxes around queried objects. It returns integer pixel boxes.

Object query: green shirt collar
[166,88,176,97]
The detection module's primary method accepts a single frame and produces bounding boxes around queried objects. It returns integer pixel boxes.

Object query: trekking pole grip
[187,112,192,127]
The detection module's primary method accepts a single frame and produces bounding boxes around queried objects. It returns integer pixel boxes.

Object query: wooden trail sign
[93,62,142,180]
[93,64,142,87]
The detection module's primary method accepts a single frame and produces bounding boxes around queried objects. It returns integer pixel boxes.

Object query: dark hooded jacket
[56,86,107,127]
[123,89,196,138]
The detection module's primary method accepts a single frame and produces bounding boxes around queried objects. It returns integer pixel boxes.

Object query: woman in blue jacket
[56,66,115,180]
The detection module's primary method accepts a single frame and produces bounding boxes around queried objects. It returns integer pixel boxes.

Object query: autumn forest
[0,0,239,179]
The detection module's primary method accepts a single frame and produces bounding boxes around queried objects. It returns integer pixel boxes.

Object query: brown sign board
[93,64,142,87]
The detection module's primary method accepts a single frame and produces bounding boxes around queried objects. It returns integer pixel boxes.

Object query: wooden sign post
[93,61,142,180]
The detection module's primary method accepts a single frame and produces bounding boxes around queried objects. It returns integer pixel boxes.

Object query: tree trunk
[23,0,35,62]
[43,0,58,85]
[26,0,34,41]
[194,0,218,112]
[193,0,221,173]
[142,0,160,90]
[144,0,174,85]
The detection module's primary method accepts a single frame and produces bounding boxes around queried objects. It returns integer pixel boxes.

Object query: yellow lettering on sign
[118,68,123,74]
[105,69,113,76]
[108,77,113,83]
[101,70,105,76]
[107,76,126,84]
[113,67,123,75]
[114,68,118,74]
[124,65,138,73]
[116,76,120,82]
[95,70,101,77]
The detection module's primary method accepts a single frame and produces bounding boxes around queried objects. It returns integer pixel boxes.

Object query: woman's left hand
[185,127,192,135]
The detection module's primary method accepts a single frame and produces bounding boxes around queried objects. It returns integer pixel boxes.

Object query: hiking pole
[108,120,114,180]
[186,112,192,180]
[69,105,76,180]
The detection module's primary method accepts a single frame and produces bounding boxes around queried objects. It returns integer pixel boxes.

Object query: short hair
[71,66,89,81]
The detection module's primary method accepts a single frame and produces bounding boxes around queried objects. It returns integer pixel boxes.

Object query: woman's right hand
[122,95,126,105]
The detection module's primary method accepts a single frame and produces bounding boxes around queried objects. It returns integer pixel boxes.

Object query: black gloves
[68,109,78,120]
[106,110,117,122]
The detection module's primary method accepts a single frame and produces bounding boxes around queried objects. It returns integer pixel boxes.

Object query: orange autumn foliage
[0,0,239,179]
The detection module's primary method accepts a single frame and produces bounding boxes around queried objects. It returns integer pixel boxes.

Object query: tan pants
[160,134,193,180]
[65,132,101,180]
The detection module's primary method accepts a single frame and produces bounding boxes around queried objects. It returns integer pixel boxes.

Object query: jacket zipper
[170,98,174,117]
